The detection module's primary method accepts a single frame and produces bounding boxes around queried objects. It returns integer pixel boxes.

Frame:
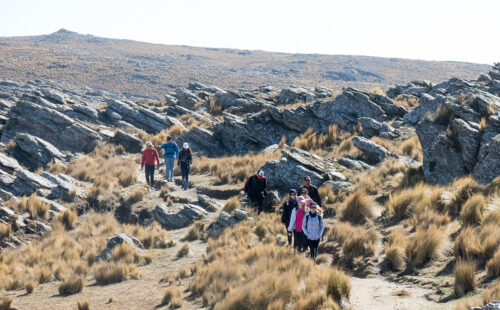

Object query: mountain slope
[0,29,490,99]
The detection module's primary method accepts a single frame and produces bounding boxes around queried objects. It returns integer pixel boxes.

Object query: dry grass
[486,248,500,277]
[394,95,419,109]
[291,125,339,151]
[177,242,189,258]
[222,196,240,214]
[0,298,12,310]
[460,194,487,226]
[189,213,349,309]
[94,262,132,285]
[25,281,36,294]
[398,135,422,161]
[0,212,160,290]
[77,300,91,310]
[191,151,281,185]
[162,286,181,305]
[125,188,145,204]
[58,275,85,295]
[384,230,408,271]
[340,190,374,224]
[185,221,205,241]
[57,208,77,230]
[406,225,446,269]
[454,281,500,310]
[454,260,475,297]
[328,222,379,263]
[0,223,11,240]
[137,125,185,146]
[17,193,50,219]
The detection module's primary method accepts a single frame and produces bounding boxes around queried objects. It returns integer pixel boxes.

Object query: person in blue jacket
[159,136,179,182]
[302,202,324,261]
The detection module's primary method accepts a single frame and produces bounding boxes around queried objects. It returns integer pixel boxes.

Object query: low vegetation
[454,260,475,297]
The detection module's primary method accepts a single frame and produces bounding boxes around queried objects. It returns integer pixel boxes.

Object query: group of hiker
[140,136,192,189]
[244,171,324,261]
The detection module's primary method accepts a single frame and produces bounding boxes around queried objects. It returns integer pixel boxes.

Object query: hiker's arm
[302,218,308,238]
[319,216,324,237]
[140,151,145,169]
[287,210,296,232]
[154,150,160,167]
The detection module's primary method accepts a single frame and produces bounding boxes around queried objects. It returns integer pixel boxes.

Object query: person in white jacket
[302,202,324,261]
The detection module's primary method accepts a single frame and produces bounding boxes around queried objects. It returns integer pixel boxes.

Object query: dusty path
[349,277,456,310]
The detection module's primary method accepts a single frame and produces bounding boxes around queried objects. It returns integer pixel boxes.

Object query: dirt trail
[349,277,456,310]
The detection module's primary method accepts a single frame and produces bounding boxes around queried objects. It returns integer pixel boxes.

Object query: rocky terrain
[0,61,498,309]
[0,29,490,98]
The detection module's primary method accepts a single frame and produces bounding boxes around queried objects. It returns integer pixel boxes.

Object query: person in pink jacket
[287,196,307,252]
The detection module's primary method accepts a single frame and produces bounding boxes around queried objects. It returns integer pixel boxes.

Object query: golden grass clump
[384,230,408,271]
[25,281,37,294]
[0,298,12,310]
[162,286,181,305]
[326,268,351,303]
[291,125,339,151]
[386,183,429,221]
[222,196,240,214]
[398,135,422,161]
[57,208,77,230]
[177,242,189,258]
[340,190,374,224]
[328,222,379,262]
[454,260,476,297]
[450,176,484,215]
[94,262,132,285]
[77,300,91,310]
[487,247,500,277]
[17,193,50,219]
[0,223,11,239]
[394,95,419,109]
[406,225,446,268]
[185,221,205,241]
[58,275,85,295]
[460,194,487,226]
[125,188,145,204]
[190,213,349,309]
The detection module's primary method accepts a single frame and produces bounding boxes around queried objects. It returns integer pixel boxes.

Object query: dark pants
[293,231,306,252]
[145,164,155,186]
[250,194,264,214]
[308,239,320,259]
[180,163,190,189]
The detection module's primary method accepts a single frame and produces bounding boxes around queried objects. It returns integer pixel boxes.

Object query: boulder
[151,203,207,230]
[470,300,500,310]
[473,134,500,184]
[11,132,66,170]
[233,209,249,221]
[175,88,202,108]
[110,130,143,153]
[358,117,398,139]
[1,100,102,153]
[351,136,391,164]
[217,211,238,227]
[95,233,144,261]
[277,87,315,105]
[197,194,221,212]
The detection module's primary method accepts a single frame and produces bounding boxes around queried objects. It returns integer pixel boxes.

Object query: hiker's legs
[287,231,292,245]
[181,164,190,189]
[309,239,320,259]
[299,232,307,252]
[145,164,154,186]
[165,158,175,180]
[257,195,264,214]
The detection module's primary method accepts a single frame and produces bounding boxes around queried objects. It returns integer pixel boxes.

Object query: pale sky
[0,0,498,64]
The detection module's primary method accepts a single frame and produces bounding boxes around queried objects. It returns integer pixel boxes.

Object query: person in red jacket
[140,142,160,186]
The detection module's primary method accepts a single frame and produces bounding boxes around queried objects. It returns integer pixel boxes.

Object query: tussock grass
[395,95,419,109]
[340,190,374,224]
[185,221,205,241]
[0,223,11,239]
[189,213,349,309]
[125,188,145,204]
[222,196,240,214]
[460,194,487,226]
[406,225,446,268]
[77,300,91,310]
[384,230,408,271]
[177,242,189,258]
[17,193,50,219]
[291,125,339,151]
[137,125,185,146]
[454,281,500,310]
[454,260,475,297]
[0,298,12,310]
[57,208,77,230]
[25,281,37,294]
[398,135,422,161]
[486,248,500,277]
[58,275,85,295]
[94,262,132,285]
[162,286,181,306]
[328,222,379,262]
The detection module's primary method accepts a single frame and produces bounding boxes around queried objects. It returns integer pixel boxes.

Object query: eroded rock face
[11,132,66,170]
[351,136,391,165]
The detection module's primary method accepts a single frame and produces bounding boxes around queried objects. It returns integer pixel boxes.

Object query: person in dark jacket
[243,170,267,215]
[178,143,193,190]
[159,136,179,182]
[140,142,160,186]
[300,176,322,207]
[281,189,297,246]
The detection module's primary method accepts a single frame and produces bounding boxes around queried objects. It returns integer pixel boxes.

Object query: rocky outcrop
[110,130,143,153]
[416,87,500,184]
[10,133,67,170]
[1,100,103,153]
[197,194,221,212]
[470,301,500,310]
[95,233,144,261]
[351,136,391,165]
[151,203,207,230]
[358,117,398,139]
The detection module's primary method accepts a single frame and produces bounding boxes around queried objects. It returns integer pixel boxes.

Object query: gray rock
[351,136,391,164]
[38,197,67,213]
[0,152,21,174]
[95,233,144,261]
[450,118,481,171]
[175,88,202,108]
[152,203,207,229]
[358,117,398,139]
[217,211,238,227]
[36,221,52,233]
[233,209,249,221]
[404,93,442,124]
[197,194,221,212]
[473,134,500,184]
[277,86,315,105]
[11,132,66,170]
[0,206,15,218]
[337,157,371,170]
[470,300,500,310]
[110,130,143,153]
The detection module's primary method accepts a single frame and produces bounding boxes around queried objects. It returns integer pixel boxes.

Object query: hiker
[299,187,313,209]
[300,176,322,207]
[281,189,297,246]
[302,202,324,261]
[178,142,193,190]
[288,196,307,252]
[243,170,267,215]
[140,142,160,186]
[159,136,179,182]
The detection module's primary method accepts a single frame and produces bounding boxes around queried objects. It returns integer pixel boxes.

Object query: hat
[183,142,189,149]
[304,176,311,181]
[258,170,264,176]
[147,141,152,146]
[297,196,305,203]
[167,136,172,140]
[289,189,297,195]
[310,202,318,208]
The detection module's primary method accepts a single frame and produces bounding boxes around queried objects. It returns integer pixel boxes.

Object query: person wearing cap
[300,176,322,207]
[159,136,179,182]
[288,196,307,252]
[299,187,313,209]
[302,201,324,261]
[178,142,193,190]
[243,170,267,215]
[140,142,160,187]
[281,189,297,246]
